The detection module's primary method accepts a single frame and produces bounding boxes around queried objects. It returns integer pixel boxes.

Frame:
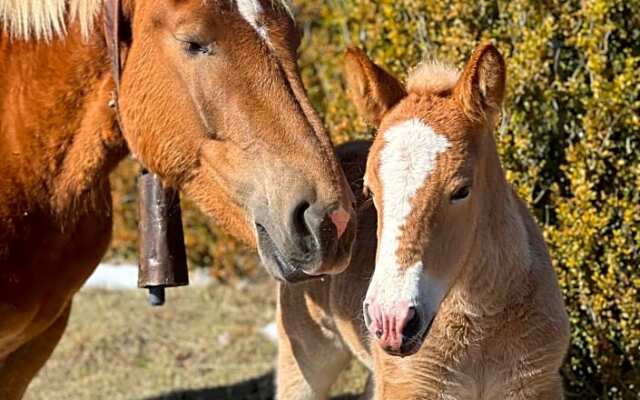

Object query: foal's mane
[0,0,292,41]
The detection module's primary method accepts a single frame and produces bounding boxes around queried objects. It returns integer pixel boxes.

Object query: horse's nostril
[401,306,421,340]
[302,203,336,252]
[292,201,311,238]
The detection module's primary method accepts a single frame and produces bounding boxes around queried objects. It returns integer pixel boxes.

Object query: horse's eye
[184,40,214,56]
[450,185,471,204]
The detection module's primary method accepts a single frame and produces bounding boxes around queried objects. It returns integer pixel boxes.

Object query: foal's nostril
[401,306,421,340]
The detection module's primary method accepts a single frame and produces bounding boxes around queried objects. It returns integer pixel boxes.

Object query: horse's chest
[0,187,113,353]
[1,208,112,298]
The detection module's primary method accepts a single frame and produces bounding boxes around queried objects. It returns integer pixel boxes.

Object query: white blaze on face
[236,0,269,41]
[368,118,451,309]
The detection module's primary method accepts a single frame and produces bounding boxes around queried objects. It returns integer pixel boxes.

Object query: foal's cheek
[445,206,475,266]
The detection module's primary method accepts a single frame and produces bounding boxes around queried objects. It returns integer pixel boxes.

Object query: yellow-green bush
[107,0,639,396]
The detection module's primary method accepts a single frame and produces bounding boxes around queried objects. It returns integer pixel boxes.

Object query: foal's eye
[450,185,471,204]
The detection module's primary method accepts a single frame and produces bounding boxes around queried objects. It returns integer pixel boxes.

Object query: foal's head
[117,0,356,281]
[344,43,506,356]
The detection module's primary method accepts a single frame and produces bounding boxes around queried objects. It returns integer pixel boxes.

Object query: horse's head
[344,43,506,356]
[118,0,356,282]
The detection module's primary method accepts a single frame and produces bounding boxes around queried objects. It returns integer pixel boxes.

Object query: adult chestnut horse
[0,0,356,397]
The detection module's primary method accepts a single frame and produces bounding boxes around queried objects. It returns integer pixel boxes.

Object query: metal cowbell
[137,170,189,306]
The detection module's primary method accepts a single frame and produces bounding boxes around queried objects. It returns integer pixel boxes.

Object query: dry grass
[24,278,368,400]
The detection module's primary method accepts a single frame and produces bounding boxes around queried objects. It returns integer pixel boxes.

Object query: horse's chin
[255,223,322,284]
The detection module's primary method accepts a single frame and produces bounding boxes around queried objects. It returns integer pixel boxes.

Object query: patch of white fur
[236,0,269,41]
[370,261,423,309]
[0,0,102,41]
[370,260,448,321]
[368,118,450,308]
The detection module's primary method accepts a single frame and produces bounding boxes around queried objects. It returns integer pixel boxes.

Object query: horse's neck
[0,27,127,217]
[453,153,532,316]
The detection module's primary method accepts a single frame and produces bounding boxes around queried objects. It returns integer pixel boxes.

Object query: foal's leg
[276,283,351,400]
[0,304,71,400]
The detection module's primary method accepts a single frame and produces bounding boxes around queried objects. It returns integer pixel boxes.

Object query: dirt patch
[24,279,367,400]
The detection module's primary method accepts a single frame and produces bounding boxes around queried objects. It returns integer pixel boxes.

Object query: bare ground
[23,278,368,400]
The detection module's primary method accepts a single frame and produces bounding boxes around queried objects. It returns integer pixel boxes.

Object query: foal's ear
[344,47,407,127]
[454,43,506,125]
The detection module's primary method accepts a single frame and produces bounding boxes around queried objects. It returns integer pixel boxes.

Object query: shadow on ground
[142,371,360,400]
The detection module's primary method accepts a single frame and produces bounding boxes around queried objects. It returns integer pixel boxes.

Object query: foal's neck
[0,28,128,219]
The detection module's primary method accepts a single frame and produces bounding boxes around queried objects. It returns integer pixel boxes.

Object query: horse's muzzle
[254,202,355,283]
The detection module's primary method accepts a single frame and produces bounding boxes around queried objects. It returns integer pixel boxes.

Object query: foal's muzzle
[363,301,433,357]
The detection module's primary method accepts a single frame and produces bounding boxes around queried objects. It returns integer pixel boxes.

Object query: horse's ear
[454,43,506,126]
[344,47,407,127]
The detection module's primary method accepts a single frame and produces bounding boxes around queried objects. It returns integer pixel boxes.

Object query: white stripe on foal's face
[236,0,269,41]
[368,118,451,309]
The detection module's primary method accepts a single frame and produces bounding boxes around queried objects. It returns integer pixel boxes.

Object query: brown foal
[275,43,569,400]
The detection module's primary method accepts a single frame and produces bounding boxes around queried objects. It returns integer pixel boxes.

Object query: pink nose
[364,300,418,354]
[329,207,350,239]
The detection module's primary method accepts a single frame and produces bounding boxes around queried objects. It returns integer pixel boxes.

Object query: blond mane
[407,60,460,95]
[0,0,102,40]
[0,0,293,41]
